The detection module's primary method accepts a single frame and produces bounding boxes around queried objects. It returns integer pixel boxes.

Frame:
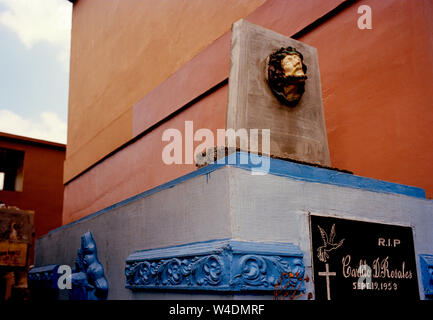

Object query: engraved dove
[317,224,344,263]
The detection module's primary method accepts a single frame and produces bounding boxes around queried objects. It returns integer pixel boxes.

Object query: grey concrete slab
[35,165,433,299]
[227,19,330,166]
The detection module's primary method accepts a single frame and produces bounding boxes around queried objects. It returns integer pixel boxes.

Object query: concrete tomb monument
[30,20,433,300]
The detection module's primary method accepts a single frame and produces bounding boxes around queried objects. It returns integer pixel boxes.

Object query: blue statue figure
[70,231,109,300]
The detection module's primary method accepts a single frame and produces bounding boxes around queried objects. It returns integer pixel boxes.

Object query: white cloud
[0,109,67,144]
[0,0,72,68]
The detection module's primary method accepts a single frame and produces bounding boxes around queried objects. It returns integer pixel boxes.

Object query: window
[0,147,24,192]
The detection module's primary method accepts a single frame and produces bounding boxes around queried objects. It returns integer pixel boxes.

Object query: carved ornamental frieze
[125,239,306,294]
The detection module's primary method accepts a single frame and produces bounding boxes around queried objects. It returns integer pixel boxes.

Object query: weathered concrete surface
[36,165,433,299]
[36,169,232,300]
[228,168,433,299]
[227,20,331,166]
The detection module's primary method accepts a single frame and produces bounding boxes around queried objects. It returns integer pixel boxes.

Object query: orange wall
[63,0,346,223]
[299,0,433,198]
[65,0,265,183]
[63,84,228,224]
[63,0,433,224]
[0,135,65,238]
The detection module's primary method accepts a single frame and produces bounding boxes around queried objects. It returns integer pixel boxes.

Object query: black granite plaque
[310,215,419,300]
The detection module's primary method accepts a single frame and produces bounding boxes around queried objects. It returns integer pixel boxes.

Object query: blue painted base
[419,254,433,299]
[125,239,306,293]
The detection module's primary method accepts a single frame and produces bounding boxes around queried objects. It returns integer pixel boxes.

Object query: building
[0,132,65,239]
[0,132,65,300]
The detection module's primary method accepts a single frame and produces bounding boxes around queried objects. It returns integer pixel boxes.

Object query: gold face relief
[267,46,307,107]
[281,54,304,78]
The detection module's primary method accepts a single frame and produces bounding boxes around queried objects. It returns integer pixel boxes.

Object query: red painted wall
[63,84,228,224]
[0,133,65,238]
[62,0,433,225]
[64,0,265,183]
[299,0,433,198]
[63,0,348,224]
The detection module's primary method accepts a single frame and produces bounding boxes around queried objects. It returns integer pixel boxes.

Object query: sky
[0,0,72,144]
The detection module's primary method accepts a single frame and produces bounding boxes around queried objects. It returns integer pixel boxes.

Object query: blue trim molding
[28,264,62,300]
[28,264,60,290]
[230,152,425,199]
[47,152,425,238]
[419,254,433,299]
[125,239,306,293]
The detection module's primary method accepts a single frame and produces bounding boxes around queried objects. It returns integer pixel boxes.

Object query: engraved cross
[318,263,336,300]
